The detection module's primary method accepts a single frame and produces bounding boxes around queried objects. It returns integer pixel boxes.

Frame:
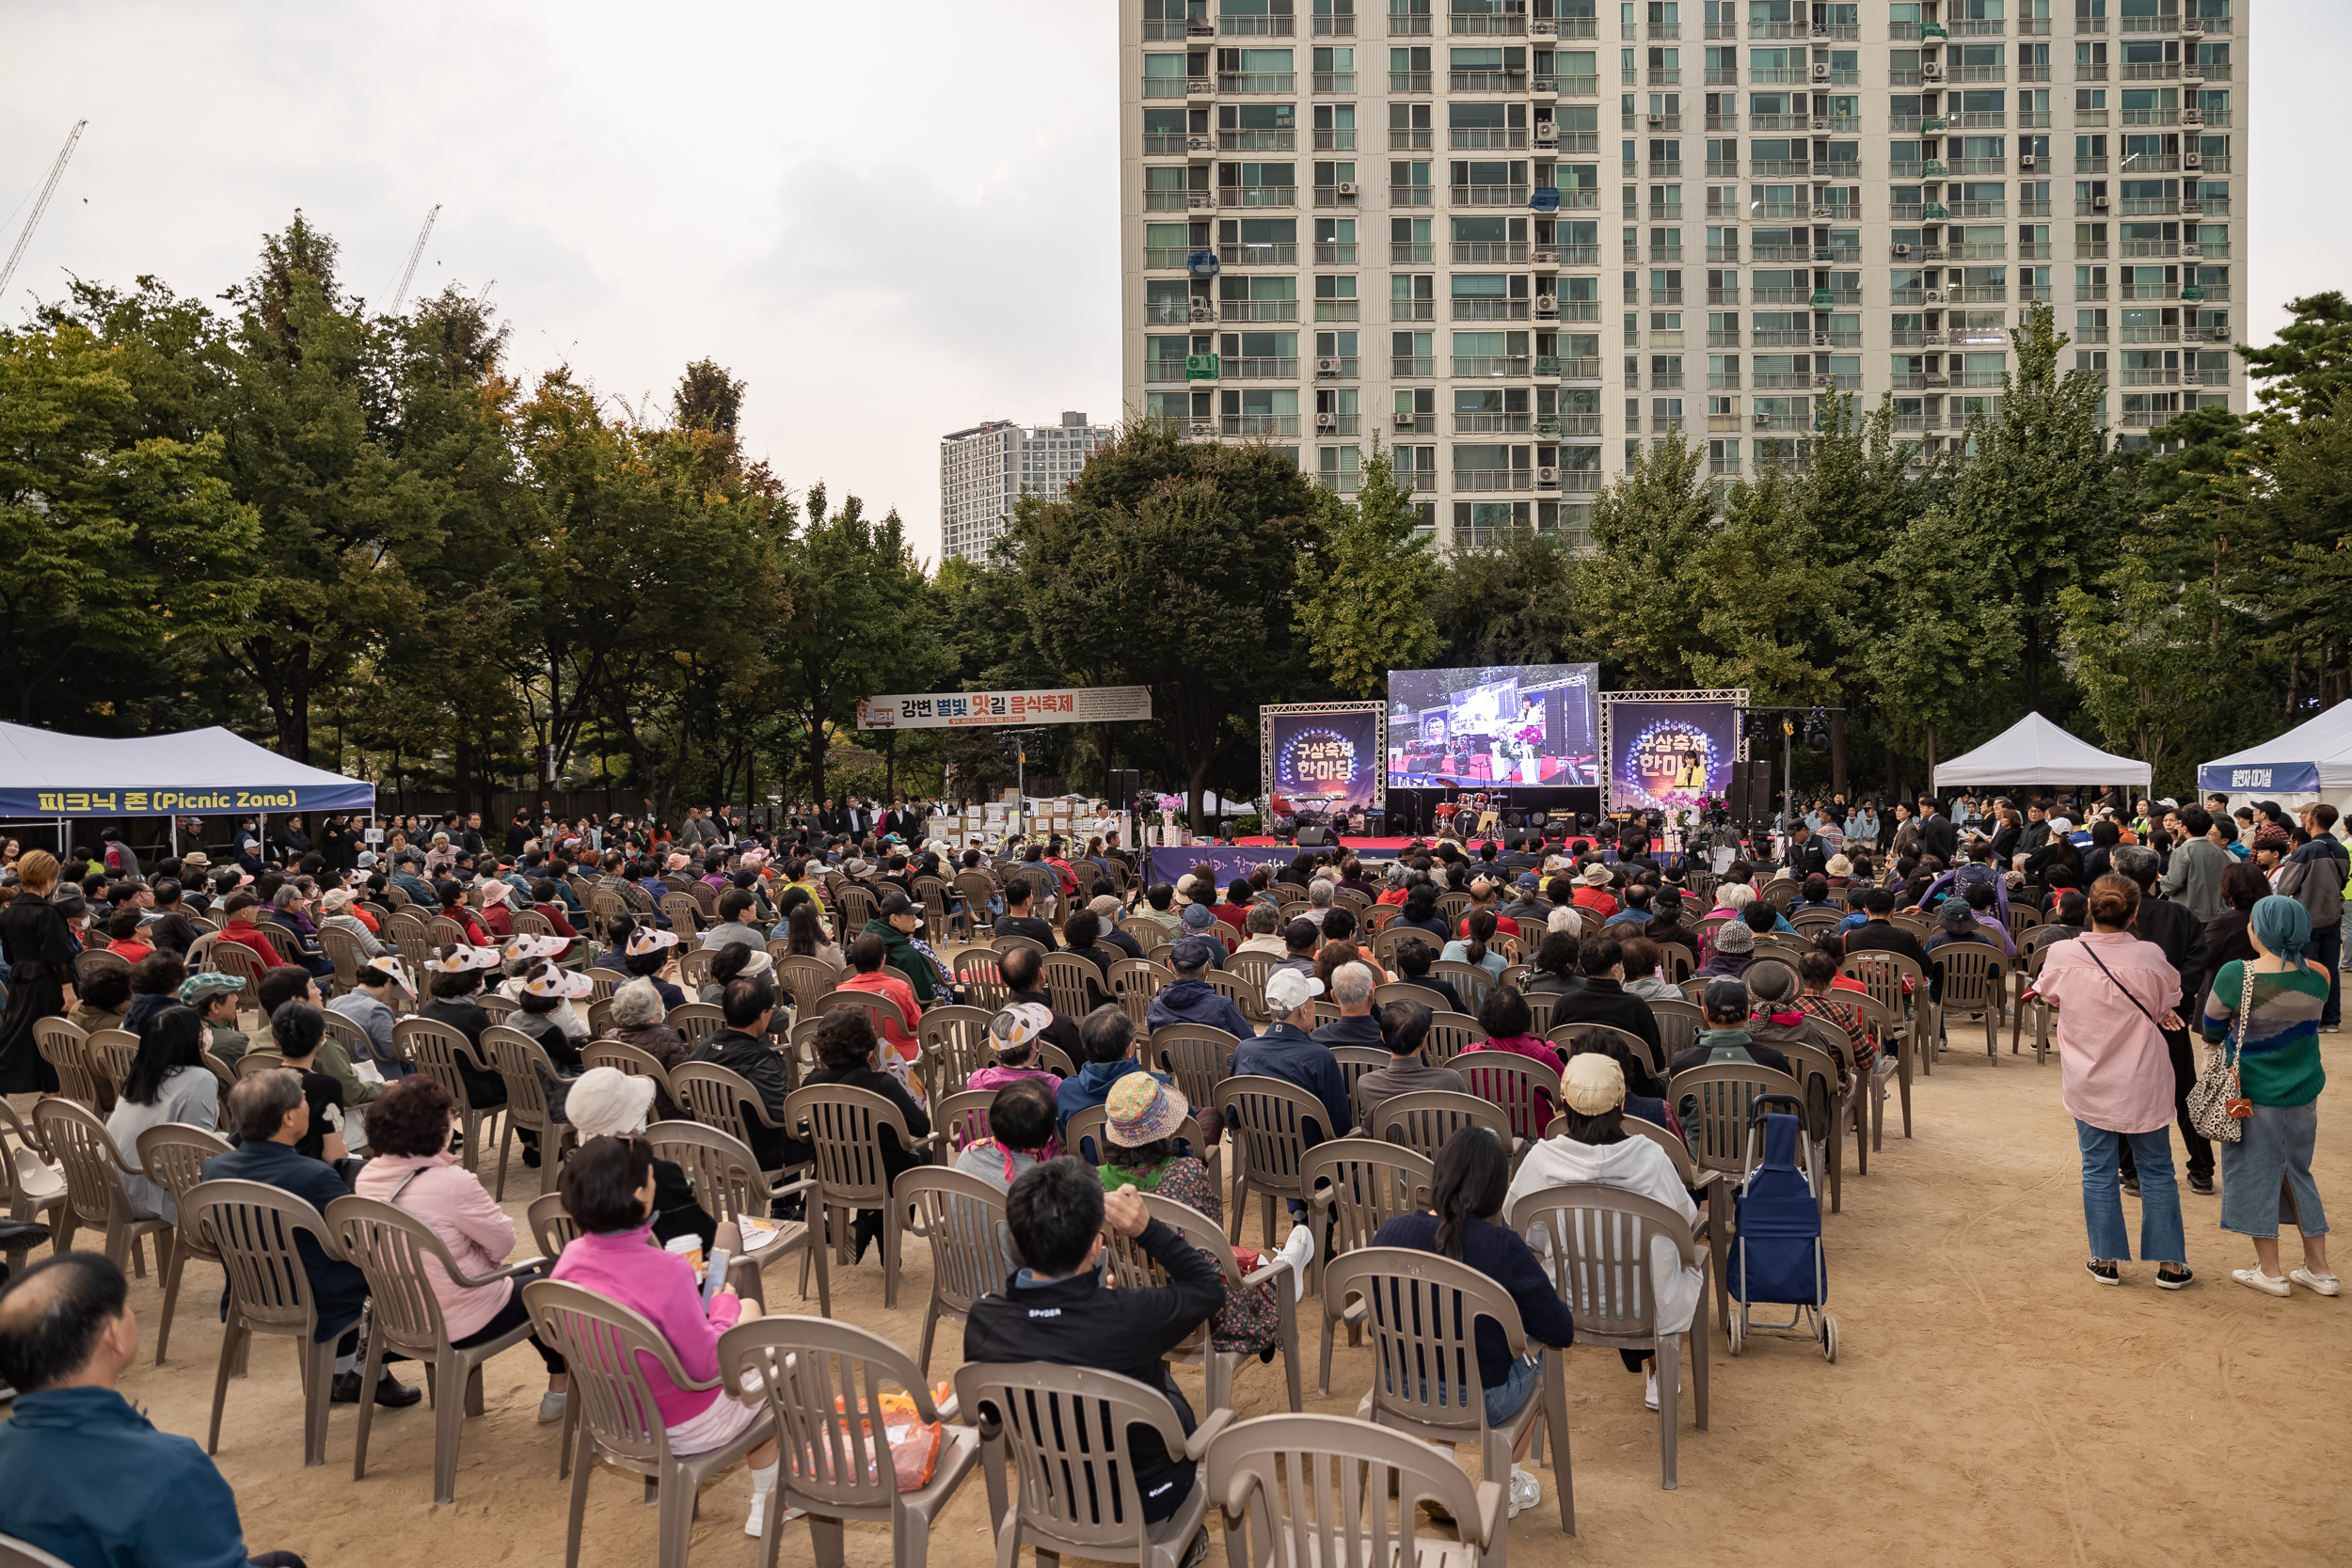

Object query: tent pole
[171,816,178,857]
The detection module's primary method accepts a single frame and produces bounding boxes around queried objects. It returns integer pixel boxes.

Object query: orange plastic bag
[823,1389,946,1492]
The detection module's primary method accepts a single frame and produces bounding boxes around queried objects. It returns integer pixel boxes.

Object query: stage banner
[1601,696,1744,814]
[855,685,1152,730]
[1261,703,1387,828]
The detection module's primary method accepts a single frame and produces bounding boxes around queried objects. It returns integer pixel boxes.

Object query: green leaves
[1295,441,1443,699]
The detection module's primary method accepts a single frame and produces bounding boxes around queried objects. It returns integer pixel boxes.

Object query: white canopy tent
[1931,712,2152,790]
[0,722,375,854]
[2199,701,2352,813]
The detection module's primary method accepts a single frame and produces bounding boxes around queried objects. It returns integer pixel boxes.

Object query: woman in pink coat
[351,1077,569,1420]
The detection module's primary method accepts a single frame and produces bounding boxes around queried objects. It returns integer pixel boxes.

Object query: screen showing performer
[1385,663,1600,787]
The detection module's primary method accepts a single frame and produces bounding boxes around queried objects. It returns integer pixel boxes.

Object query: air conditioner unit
[1924,372,1949,387]
[1337,180,1359,196]
[1811,117,1829,131]
[1534,297,1560,317]
[1189,420,1218,438]
[1813,373,1831,388]
[1189,193,1217,210]
[2182,108,2203,126]
[1920,63,1943,80]
[2019,153,2037,168]
[2183,150,2202,169]
[1531,246,1558,263]
[1536,466,1560,484]
[1810,63,1831,81]
[1186,135,1215,153]
[1315,412,1338,430]
[1893,242,1913,257]
[1534,121,1559,143]
[1315,356,1339,374]
[1813,334,1830,347]
[1186,77,1214,95]
[1532,17,1557,35]
[1189,302,1217,322]
[2092,195,2110,209]
[1393,411,1420,429]
[1187,20,1216,36]
[1648,114,1665,127]
[1811,204,1834,218]
[1925,289,1946,303]
[2211,326,2233,342]
[2182,243,2202,259]
[1753,413,1772,426]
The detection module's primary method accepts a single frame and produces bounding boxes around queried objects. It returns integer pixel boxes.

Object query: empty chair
[895,1166,1015,1374]
[31,1099,171,1278]
[1205,1413,1506,1568]
[954,1360,1228,1568]
[33,1019,105,1109]
[183,1179,343,1466]
[1299,1140,1434,1395]
[1216,1076,1335,1247]
[792,1083,936,1309]
[719,1315,979,1568]
[1837,951,1922,1136]
[640,1121,828,1317]
[132,1122,231,1365]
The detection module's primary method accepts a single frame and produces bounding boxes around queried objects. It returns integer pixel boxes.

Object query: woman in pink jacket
[352,1077,570,1420]
[548,1134,782,1539]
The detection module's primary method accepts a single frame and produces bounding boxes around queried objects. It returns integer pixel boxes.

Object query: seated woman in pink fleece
[547,1135,783,1539]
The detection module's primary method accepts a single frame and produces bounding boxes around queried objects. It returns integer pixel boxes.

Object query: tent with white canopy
[0,722,375,818]
[2198,701,2352,812]
[1931,712,2152,789]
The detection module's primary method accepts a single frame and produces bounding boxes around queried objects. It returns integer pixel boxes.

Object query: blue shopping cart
[1725,1093,1838,1362]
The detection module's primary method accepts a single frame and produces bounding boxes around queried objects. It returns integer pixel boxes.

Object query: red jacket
[217,922,285,969]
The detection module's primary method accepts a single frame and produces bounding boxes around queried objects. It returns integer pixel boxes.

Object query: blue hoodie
[1146,977,1256,1039]
[1055,1057,1174,1140]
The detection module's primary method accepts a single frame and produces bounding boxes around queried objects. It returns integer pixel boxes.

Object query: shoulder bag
[2183,961,2256,1144]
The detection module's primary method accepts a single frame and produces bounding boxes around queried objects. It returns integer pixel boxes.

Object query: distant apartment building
[939,411,1117,562]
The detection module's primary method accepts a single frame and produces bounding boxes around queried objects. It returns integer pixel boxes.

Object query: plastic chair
[670,1061,798,1180]
[954,1360,1231,1568]
[133,1122,231,1364]
[1774,1037,1855,1214]
[666,1002,730,1047]
[1433,958,1497,1016]
[32,1019,105,1109]
[1101,1191,1302,1414]
[793,1084,937,1309]
[1646,997,1706,1062]
[1421,1011,1488,1066]
[1323,1246,1573,1533]
[1929,943,2005,1064]
[914,1005,996,1103]
[816,988,908,1046]
[1106,958,1172,1029]
[483,1024,579,1199]
[1511,1182,1710,1499]
[328,1195,548,1502]
[1328,1044,1390,1128]
[0,1533,76,1568]
[1299,1140,1434,1395]
[1216,1075,1337,1246]
[1838,951,1922,1132]
[318,926,368,994]
[1205,967,1264,1025]
[1205,1413,1505,1568]
[394,1017,501,1173]
[1368,1089,1516,1161]
[32,1099,172,1278]
[951,951,1009,1012]
[1151,1023,1241,1118]
[1,1101,66,1275]
[81,1029,138,1101]
[1455,1049,1558,1141]
[580,1039,674,1105]
[521,1278,777,1568]
[719,1316,979,1568]
[641,1121,828,1317]
[184,1178,343,1466]
[2010,942,2059,1065]
[895,1166,1015,1373]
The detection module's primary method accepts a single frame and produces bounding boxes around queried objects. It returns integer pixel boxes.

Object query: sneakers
[1643,1370,1685,1411]
[538,1390,567,1425]
[1506,1466,1542,1519]
[1276,1225,1316,1303]
[742,1496,767,1540]
[1180,1529,1215,1568]
[2156,1266,2194,1291]
[2187,1171,2216,1196]
[331,1370,422,1406]
[2289,1267,2343,1297]
[2233,1267,2292,1297]
[2086,1260,2121,1287]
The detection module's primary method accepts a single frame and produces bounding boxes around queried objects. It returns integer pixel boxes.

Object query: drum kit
[1432,790,1507,839]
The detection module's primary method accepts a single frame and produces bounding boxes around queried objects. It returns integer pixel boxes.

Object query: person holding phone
[352,1077,570,1422]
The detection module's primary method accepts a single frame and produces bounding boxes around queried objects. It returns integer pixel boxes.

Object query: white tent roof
[2199,700,2352,796]
[0,722,376,816]
[1932,712,2152,788]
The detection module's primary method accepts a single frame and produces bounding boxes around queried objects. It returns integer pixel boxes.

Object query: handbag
[2185,963,2258,1145]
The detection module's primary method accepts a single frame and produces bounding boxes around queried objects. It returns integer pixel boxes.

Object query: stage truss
[1259,702,1389,815]
[1597,689,1750,817]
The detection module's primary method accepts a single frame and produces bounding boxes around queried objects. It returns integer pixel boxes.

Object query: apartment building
[939,412,1117,563]
[1120,0,2243,550]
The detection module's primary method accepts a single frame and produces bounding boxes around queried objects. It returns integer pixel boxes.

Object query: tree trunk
[1829,707,1849,800]
[1925,721,1938,795]
[2288,650,2300,719]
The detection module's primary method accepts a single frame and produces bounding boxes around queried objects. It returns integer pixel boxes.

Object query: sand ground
[74,1031,2352,1568]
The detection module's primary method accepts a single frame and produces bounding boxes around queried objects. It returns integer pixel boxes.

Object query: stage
[1147,834,1686,886]
[1380,784,1603,840]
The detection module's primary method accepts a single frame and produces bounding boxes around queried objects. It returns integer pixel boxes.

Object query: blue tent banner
[0,723,377,817]
[2199,761,2320,795]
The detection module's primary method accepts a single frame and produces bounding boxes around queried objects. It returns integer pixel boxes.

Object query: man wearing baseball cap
[1232,968,1351,1157]
[1668,979,1792,1078]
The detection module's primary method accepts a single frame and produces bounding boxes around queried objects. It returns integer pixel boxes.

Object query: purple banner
[1266,708,1382,825]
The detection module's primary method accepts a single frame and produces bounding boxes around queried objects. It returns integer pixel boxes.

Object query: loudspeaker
[1296,826,1332,847]
[1107,769,1140,812]
[1730,760,1774,825]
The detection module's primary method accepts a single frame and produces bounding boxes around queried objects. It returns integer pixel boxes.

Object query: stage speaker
[1730,760,1773,825]
[1296,826,1332,847]
[1107,769,1140,813]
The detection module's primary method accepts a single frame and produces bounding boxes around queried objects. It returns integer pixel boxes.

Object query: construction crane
[0,119,88,301]
[388,202,441,311]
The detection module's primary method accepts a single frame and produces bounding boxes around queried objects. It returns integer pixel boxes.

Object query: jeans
[2311,926,2343,1026]
[2077,1119,2185,1263]
[1485,1352,1544,1426]
[2116,1027,2212,1182]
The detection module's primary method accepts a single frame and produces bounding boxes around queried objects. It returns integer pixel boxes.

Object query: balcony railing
[1221,414,1300,436]
[1142,133,1196,155]
[1950,284,2008,302]
[1452,128,1528,149]
[1391,299,1436,321]
[1391,183,1436,205]
[1543,72,1602,94]
[2122,368,2180,386]
[1453,241,1527,262]
[1314,299,1360,320]
[1218,300,1298,322]
[1226,356,1301,378]
[1144,357,1192,382]
[1314,12,1356,34]
[2120,61,2179,78]
[1454,355,1531,376]
[1219,14,1295,34]
[1451,69,1528,90]
[1454,467,1534,490]
[1217,71,1296,91]
[1454,412,1533,432]
[1387,8,1433,35]
[1625,112,1680,131]
[1453,297,1532,319]
[1955,16,2005,33]
[1217,184,1298,207]
[1141,20,1215,42]
[1450,9,1525,34]
[1144,299,1203,325]
[1314,356,1361,376]
[1314,71,1359,89]
[1557,243,1603,263]
[1142,189,1214,211]
[1220,129,1297,150]
[1220,242,1299,264]
[1392,355,1437,375]
[1749,66,1804,84]
[2122,239,2179,257]
[1313,185,1358,207]
[1452,183,1531,204]
[1140,75,1204,98]
[1315,241,1359,262]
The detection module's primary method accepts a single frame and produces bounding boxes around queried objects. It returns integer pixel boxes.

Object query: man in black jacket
[999,946,1086,1061]
[994,879,1062,950]
[964,1161,1224,1527]
[683,975,796,1179]
[1916,799,1960,863]
[2109,845,2214,1195]
[1544,935,1663,1058]
[1778,821,1830,881]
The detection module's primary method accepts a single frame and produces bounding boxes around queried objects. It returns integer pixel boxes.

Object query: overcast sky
[1,0,2340,565]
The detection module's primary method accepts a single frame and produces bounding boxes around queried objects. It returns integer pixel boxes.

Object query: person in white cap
[326,954,411,1076]
[564,1067,717,1252]
[1232,967,1351,1162]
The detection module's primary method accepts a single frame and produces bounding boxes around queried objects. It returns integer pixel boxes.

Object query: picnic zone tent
[0,722,377,817]
[1931,712,2152,790]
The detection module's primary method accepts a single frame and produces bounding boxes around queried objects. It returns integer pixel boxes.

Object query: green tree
[1427,527,1587,669]
[2238,291,2352,422]
[1860,508,2021,783]
[2058,556,2235,795]
[1295,441,1441,697]
[1578,435,1722,686]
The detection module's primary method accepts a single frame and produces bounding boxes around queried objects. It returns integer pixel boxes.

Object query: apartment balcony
[1624,112,1681,131]
[1217,71,1296,92]
[1220,241,1299,264]
[1451,69,1528,91]
[1141,18,1216,42]
[2122,326,2182,343]
[1751,412,1812,431]
[2122,239,2180,258]
[1219,12,1295,34]
[1218,184,1298,207]
[2120,61,2180,79]
[1960,368,2006,386]
[1954,16,2005,33]
[1707,245,1739,263]
[2184,366,2231,385]
[1452,183,1531,205]
[1549,132,1602,154]
[1749,66,1804,85]
[1704,158,1740,178]
[1142,133,1203,156]
[1450,9,1525,34]
[1536,14,1599,37]
[1953,199,2007,219]
[2076,327,2111,343]
[1314,241,1359,263]
[1648,245,1684,262]
[1651,372,1686,389]
[1819,248,1863,267]
[1548,413,1603,435]
[1314,71,1359,89]
[1314,299,1360,321]
[2190,62,2233,79]
[1313,11,1356,34]
[1454,355,1531,376]
[1889,68,1923,86]
[1454,411,1533,433]
[2080,283,2111,299]
[1391,183,1436,205]
[1140,75,1209,99]
[1650,289,1686,305]
[1313,356,1361,377]
[1557,243,1603,263]
[2121,108,2177,126]
[1144,299,1205,326]
[1218,129,1297,152]
[1703,111,1739,131]
[1218,299,1299,323]
[2019,243,2052,260]
[1958,242,2008,261]
[1312,184,1359,207]
[1545,72,1601,94]
[1542,355,1605,378]
[1391,299,1437,321]
[1960,65,2009,82]
[2194,239,2232,258]
[1706,288,1740,305]
[2076,15,2108,30]
[1750,329,1812,347]
[1144,357,1192,383]
[1646,203,1685,223]
[1392,354,1438,376]
[1455,467,1534,490]
[1956,111,2007,129]
[1143,189,1216,212]
[1222,413,1300,436]
[1454,241,1527,263]
[1748,244,1808,263]
[1947,157,2005,175]
[1453,297,1532,320]
[1144,245,1193,269]
[1948,284,2007,303]
[1386,8,1433,35]
[1406,469,1440,491]
[2122,368,2180,386]
[1225,356,1301,378]
[1452,128,1528,149]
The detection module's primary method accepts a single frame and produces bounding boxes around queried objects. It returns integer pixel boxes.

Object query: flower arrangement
[1514,725,1544,746]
